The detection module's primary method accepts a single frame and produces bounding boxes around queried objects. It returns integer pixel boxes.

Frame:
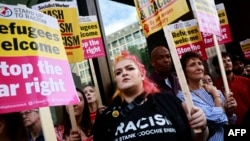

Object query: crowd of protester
[1,47,250,141]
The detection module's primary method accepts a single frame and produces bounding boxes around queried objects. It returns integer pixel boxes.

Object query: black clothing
[149,70,181,95]
[93,93,192,141]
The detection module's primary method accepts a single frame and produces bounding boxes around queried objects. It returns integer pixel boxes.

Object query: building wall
[106,22,147,64]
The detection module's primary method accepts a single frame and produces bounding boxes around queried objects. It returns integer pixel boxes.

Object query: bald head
[150,46,172,74]
[151,46,169,61]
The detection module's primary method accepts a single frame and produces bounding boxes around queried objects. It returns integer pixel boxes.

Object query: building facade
[71,21,148,85]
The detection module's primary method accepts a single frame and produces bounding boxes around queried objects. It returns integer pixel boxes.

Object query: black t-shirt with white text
[93,93,192,141]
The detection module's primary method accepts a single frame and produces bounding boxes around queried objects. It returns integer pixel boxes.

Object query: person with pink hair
[93,50,208,141]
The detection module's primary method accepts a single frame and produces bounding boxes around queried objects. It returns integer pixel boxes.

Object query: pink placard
[0,3,79,114]
[202,24,232,48]
[176,41,208,60]
[0,56,79,114]
[190,0,221,36]
[196,12,221,36]
[83,37,105,59]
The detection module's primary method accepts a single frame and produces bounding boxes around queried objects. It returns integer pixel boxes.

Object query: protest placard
[79,15,105,59]
[32,1,84,63]
[168,19,207,59]
[190,0,230,94]
[240,39,250,61]
[0,3,79,114]
[134,0,189,37]
[201,3,232,48]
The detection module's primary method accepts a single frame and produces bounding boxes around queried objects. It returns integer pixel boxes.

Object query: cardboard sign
[168,19,207,59]
[190,0,221,35]
[32,1,84,63]
[240,39,250,60]
[0,3,79,114]
[201,3,232,48]
[79,16,105,59]
[134,0,189,37]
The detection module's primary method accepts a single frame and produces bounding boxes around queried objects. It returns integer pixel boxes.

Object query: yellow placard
[79,16,105,59]
[0,6,67,60]
[240,41,250,52]
[216,3,229,26]
[32,1,84,63]
[79,20,101,39]
[134,0,189,37]
[168,19,202,47]
[172,26,202,47]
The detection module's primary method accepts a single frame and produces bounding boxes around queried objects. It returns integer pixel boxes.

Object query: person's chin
[24,122,31,127]
[226,70,232,75]
[74,113,81,117]
[89,100,96,103]
[120,85,135,93]
[164,66,172,71]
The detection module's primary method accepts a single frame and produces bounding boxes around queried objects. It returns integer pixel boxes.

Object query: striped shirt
[177,88,228,141]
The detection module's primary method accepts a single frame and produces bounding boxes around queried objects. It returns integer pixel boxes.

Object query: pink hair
[112,50,160,100]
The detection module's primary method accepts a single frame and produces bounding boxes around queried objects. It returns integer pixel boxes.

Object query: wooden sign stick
[89,59,104,107]
[213,35,230,95]
[39,107,57,141]
[163,26,201,133]
[68,105,78,130]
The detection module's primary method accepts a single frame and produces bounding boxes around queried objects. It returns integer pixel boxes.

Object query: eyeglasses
[21,109,39,117]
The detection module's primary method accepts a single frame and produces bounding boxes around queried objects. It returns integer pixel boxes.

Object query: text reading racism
[43,9,81,49]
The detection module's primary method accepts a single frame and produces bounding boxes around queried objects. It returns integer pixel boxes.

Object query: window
[125,34,133,42]
[133,31,141,39]
[119,38,125,45]
[111,40,118,47]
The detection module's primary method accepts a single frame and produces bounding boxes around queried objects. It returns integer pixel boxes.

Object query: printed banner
[0,4,79,114]
[32,1,84,63]
[134,0,189,37]
[201,3,232,48]
[240,39,250,60]
[190,0,221,35]
[79,16,105,59]
[168,19,207,59]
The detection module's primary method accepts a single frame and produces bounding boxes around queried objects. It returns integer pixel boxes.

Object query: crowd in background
[1,47,250,141]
